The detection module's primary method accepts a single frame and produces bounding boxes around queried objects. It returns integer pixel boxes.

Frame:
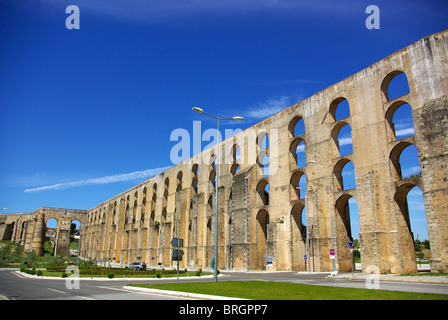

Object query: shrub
[155,272,162,278]
[196,269,202,277]
[61,272,68,278]
[36,270,43,277]
[107,272,115,279]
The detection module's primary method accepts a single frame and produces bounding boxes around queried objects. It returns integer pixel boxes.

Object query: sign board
[330,249,335,260]
[348,241,354,248]
[264,254,274,266]
[349,248,354,254]
[172,249,184,261]
[304,255,307,260]
[171,238,184,248]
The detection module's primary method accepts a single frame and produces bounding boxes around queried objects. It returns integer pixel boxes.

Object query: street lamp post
[308,160,336,274]
[192,107,244,282]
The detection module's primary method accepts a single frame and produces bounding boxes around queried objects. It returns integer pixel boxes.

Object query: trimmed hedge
[45,266,189,276]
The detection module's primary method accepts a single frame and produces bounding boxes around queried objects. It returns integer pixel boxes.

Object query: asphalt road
[0,269,188,300]
[1,269,447,300]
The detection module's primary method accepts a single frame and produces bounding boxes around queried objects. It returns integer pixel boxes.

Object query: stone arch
[331,121,353,157]
[290,170,306,200]
[385,101,415,140]
[394,183,427,273]
[334,159,356,191]
[209,169,216,188]
[381,70,411,102]
[255,209,270,270]
[257,131,269,151]
[329,97,350,122]
[389,142,420,180]
[288,115,305,137]
[290,202,307,270]
[334,194,360,272]
[176,171,183,190]
[256,149,269,178]
[230,143,241,163]
[256,179,269,206]
[192,163,199,176]
[230,163,240,175]
[290,137,306,169]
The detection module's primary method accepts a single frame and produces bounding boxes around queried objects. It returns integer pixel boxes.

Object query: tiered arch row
[2,30,447,274]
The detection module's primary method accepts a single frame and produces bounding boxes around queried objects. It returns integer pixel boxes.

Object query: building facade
[2,30,448,274]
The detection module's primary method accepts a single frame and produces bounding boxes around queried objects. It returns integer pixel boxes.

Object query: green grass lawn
[130,281,448,300]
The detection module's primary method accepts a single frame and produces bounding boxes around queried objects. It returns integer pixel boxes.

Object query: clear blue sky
[1,0,446,240]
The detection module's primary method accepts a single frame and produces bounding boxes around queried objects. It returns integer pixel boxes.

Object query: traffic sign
[172,249,184,261]
[171,238,184,248]
[330,249,335,260]
[348,241,354,248]
[304,255,307,260]
[264,254,274,266]
[349,248,354,254]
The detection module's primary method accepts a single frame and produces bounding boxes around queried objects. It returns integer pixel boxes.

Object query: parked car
[126,262,146,271]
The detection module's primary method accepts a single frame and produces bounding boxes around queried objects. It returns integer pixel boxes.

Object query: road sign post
[348,241,354,276]
[171,238,184,284]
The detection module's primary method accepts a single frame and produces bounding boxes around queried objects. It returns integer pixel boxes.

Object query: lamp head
[192,107,204,113]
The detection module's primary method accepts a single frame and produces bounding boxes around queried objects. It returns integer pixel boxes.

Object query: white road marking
[47,288,66,294]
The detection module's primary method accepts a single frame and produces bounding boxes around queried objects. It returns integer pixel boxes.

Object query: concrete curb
[123,285,247,300]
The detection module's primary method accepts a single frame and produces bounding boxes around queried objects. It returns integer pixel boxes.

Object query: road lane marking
[77,296,96,300]
[12,272,26,279]
[47,288,66,294]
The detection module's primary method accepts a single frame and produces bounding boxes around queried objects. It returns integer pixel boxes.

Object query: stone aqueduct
[1,31,447,274]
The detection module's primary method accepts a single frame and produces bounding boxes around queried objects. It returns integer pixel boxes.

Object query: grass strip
[130,281,448,300]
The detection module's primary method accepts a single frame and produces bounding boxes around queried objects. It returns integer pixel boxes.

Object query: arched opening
[330,97,350,122]
[256,180,269,205]
[335,195,360,272]
[385,102,415,140]
[257,131,269,150]
[257,148,269,178]
[337,123,353,156]
[394,183,428,273]
[231,144,241,163]
[381,71,410,102]
[290,138,306,169]
[262,153,269,177]
[290,171,306,200]
[209,170,216,188]
[400,145,420,179]
[334,159,356,191]
[390,143,421,180]
[45,218,58,256]
[256,209,269,270]
[177,171,183,185]
[192,163,199,176]
[291,203,307,271]
[289,116,305,137]
[191,176,198,194]
[230,163,240,175]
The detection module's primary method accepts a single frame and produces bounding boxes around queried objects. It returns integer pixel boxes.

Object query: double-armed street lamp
[192,107,244,282]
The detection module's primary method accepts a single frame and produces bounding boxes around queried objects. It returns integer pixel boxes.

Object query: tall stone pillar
[31,214,45,256]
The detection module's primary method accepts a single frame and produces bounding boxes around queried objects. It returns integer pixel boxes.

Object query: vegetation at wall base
[130,281,448,300]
